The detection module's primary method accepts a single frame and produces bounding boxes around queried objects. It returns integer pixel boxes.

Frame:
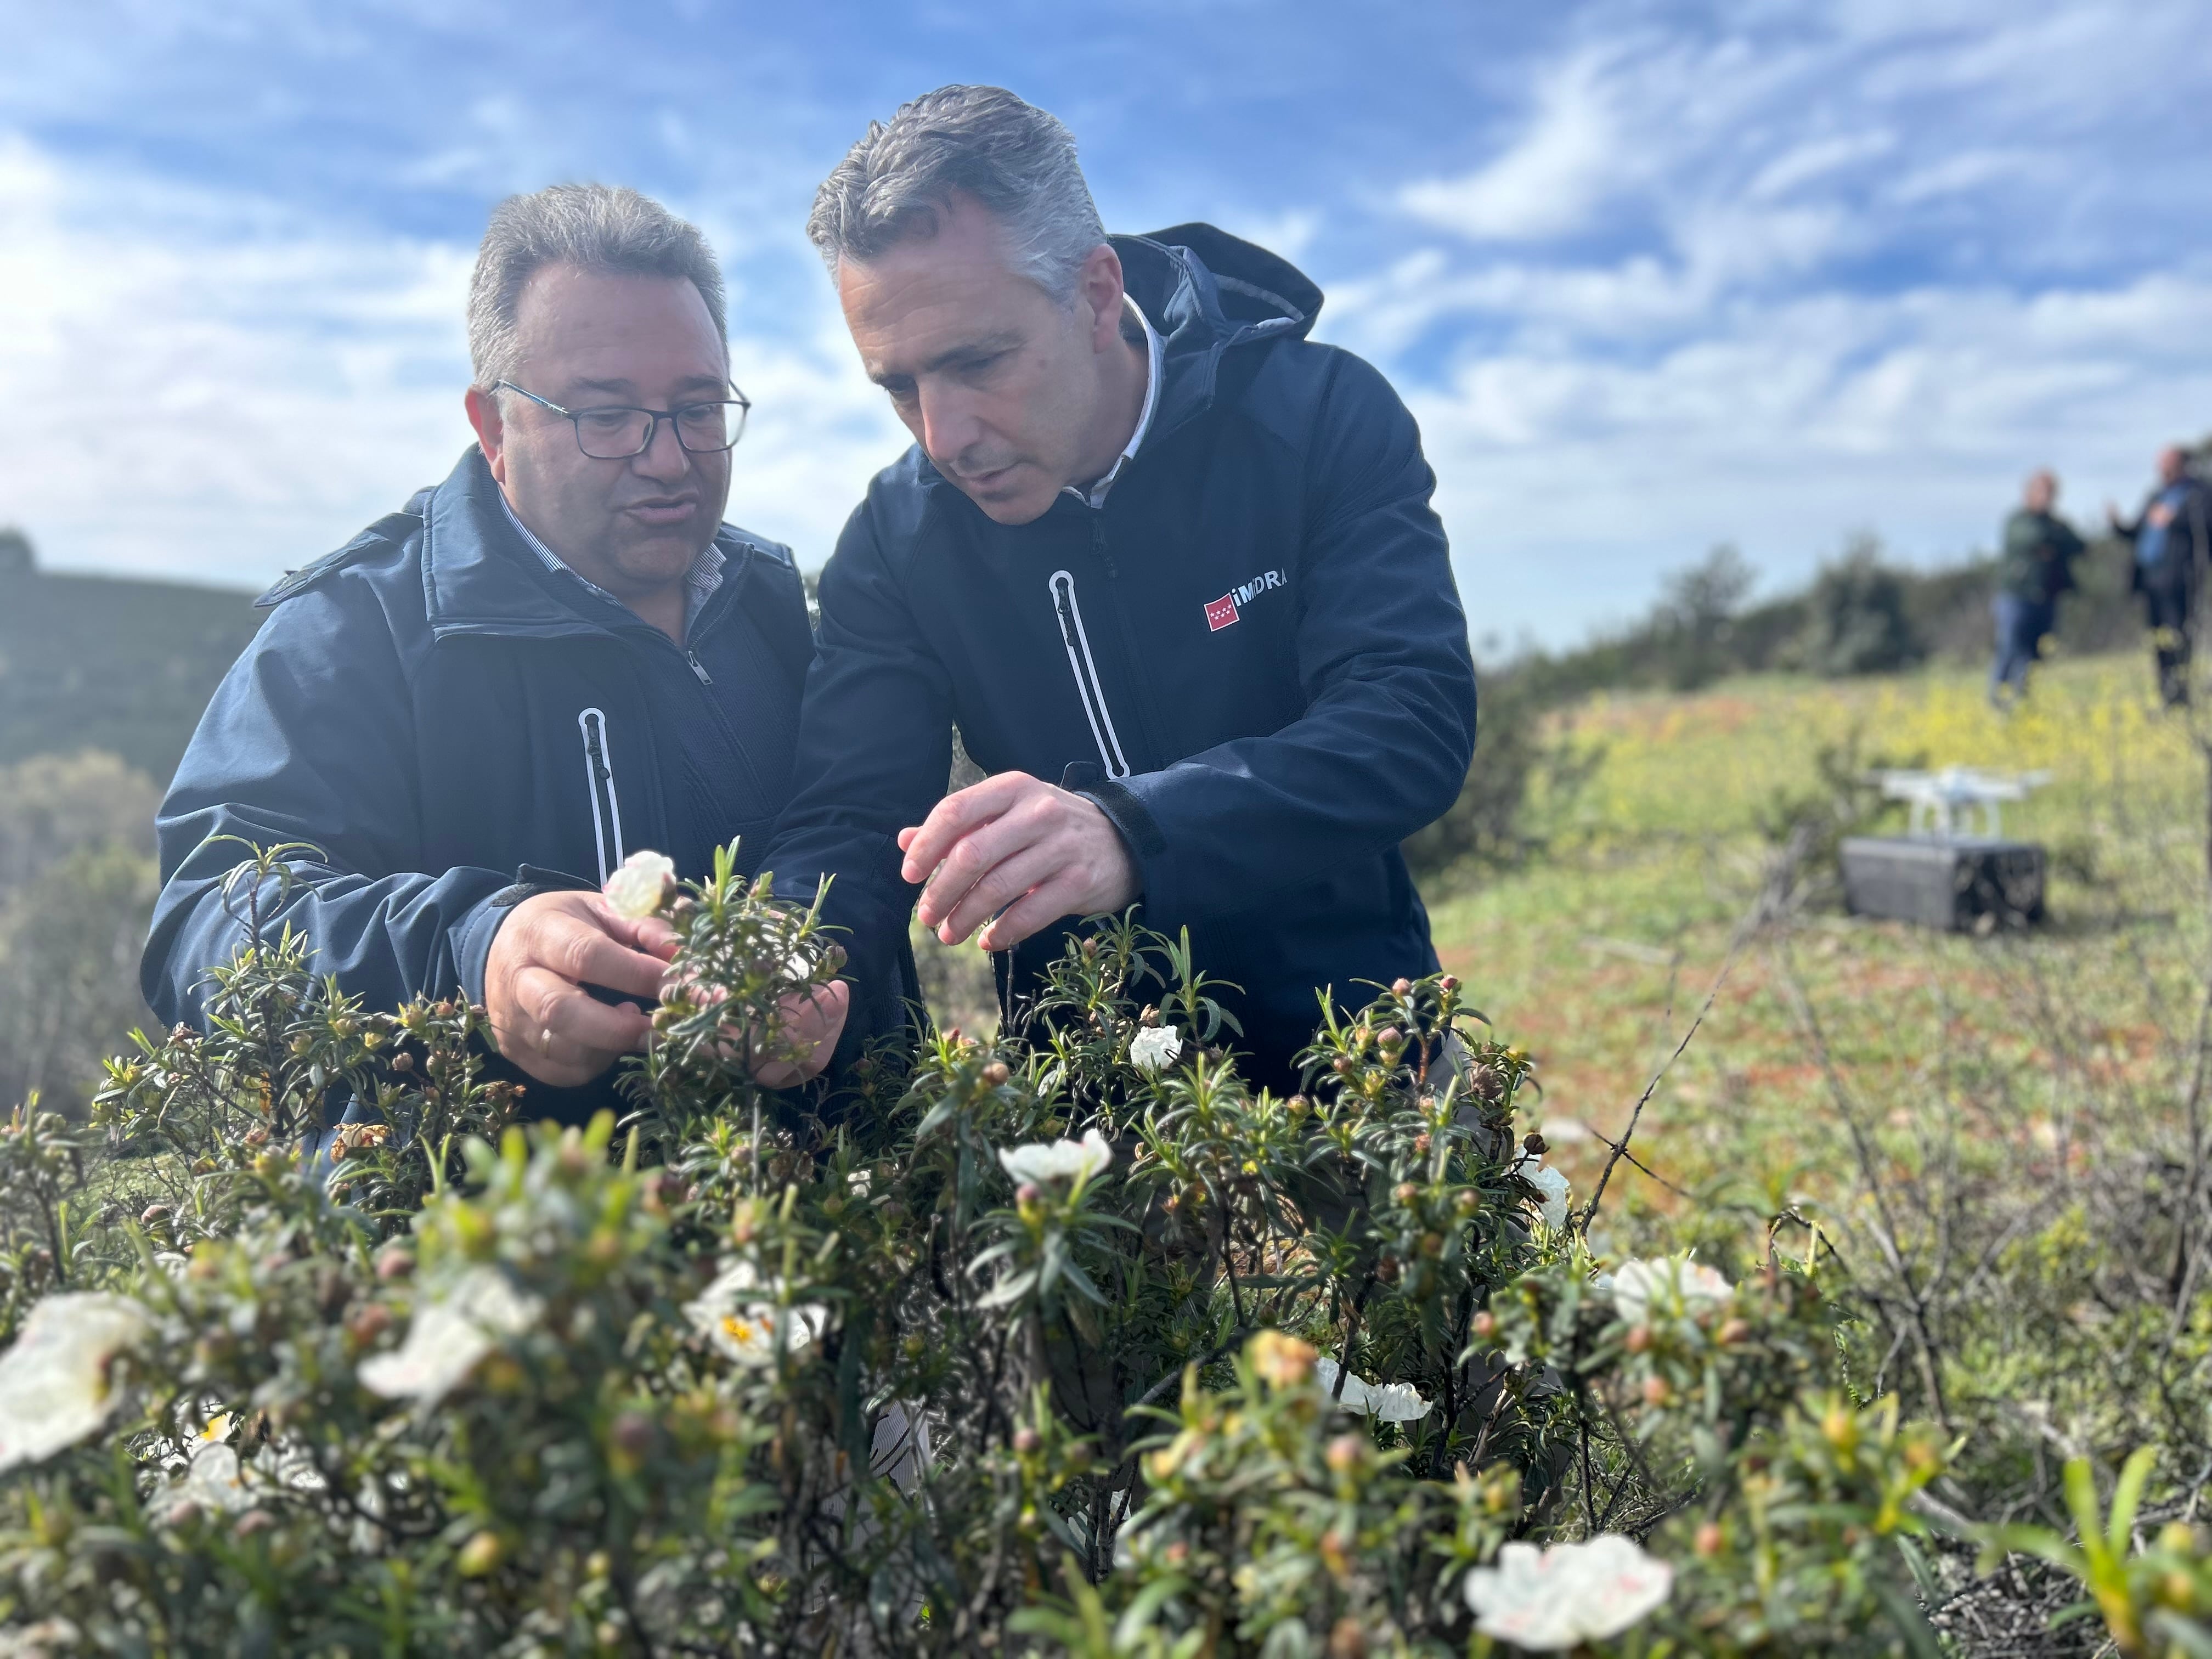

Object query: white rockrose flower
[0,1292,152,1472]
[1316,1357,1431,1421]
[998,1129,1114,1187]
[1463,1534,1674,1650]
[1128,1025,1183,1075]
[1608,1256,1734,1324]
[1517,1157,1572,1231]
[157,1438,255,1520]
[358,1266,541,1407]
[603,850,677,919]
[1366,1380,1432,1423]
[684,1261,826,1367]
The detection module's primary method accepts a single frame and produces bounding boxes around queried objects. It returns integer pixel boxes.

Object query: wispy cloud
[1398,50,1624,243]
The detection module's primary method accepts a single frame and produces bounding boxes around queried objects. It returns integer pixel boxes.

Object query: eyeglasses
[494,380,751,459]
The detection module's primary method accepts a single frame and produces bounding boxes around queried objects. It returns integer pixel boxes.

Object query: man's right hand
[484,890,679,1087]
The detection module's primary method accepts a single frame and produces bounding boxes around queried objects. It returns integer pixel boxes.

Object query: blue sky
[3,0,2210,647]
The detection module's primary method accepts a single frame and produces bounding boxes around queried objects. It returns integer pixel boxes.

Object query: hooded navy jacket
[142,447,812,1125]
[765,225,1477,1092]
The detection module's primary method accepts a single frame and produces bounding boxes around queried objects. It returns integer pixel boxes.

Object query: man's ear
[1075,242,1127,356]
[464,386,509,486]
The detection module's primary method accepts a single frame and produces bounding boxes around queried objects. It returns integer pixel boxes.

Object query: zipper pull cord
[685,649,713,685]
[1091,517,1118,578]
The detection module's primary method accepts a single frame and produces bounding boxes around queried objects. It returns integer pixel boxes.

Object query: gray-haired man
[145,183,847,1125]
[765,87,1476,1092]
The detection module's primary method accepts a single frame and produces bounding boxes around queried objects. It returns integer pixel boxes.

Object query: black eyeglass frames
[494,380,751,459]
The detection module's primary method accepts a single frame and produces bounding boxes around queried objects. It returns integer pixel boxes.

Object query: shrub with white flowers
[0,841,2169,1655]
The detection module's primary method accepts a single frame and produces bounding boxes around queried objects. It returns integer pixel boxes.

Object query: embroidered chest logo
[1204,569,1286,631]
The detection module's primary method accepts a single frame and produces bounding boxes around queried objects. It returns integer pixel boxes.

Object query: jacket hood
[1114,223,1322,447]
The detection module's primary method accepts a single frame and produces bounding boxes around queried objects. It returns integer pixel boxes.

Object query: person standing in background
[2110,444,2211,709]
[1988,469,2083,709]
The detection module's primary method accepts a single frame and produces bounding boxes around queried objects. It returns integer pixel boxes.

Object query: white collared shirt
[1064,297,1164,511]
[498,494,725,635]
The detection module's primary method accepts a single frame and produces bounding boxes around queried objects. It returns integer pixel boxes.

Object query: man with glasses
[144,183,846,1124]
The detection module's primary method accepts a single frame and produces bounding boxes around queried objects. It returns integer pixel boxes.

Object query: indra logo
[1203,568,1286,632]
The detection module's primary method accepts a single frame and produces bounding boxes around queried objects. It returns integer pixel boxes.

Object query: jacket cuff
[1063,762,1169,911]
[455,865,599,1007]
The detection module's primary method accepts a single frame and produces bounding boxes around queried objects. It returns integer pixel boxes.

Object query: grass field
[1424,647,2207,1241]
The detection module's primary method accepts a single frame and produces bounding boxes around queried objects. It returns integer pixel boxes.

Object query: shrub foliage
[0,844,2204,1656]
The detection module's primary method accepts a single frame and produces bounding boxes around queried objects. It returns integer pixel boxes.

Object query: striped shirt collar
[497,493,725,635]
[1065,297,1164,511]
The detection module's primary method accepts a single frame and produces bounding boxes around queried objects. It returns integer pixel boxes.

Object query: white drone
[1874,766,2051,841]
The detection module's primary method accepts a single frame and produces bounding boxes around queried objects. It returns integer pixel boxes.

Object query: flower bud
[1641,1376,1671,1406]
[457,1530,506,1576]
[1717,1318,1750,1347]
[1522,1131,1548,1156]
[1440,975,1459,993]
[234,1509,275,1538]
[611,1410,657,1458]
[1391,978,1413,997]
[1393,1182,1418,1205]
[1324,1433,1365,1474]
[346,1304,392,1344]
[1013,1426,1042,1455]
[982,1061,1011,1087]
[1695,1521,1724,1557]
[1624,1325,1652,1353]
[375,1248,414,1281]
[1470,1310,1497,1341]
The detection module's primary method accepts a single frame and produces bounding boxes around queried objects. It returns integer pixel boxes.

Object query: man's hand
[899,771,1139,952]
[486,890,678,1087]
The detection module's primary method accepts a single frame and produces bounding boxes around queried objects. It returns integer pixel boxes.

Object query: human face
[2159,447,2187,486]
[2024,471,2056,513]
[466,266,732,600]
[837,195,1128,526]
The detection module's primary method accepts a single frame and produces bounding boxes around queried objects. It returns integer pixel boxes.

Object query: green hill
[0,564,262,785]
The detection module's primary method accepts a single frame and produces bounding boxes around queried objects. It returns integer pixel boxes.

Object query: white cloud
[0,132,905,589]
[1398,50,1622,242]
[1402,269,2212,641]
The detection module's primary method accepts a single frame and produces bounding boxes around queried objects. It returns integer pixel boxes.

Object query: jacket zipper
[1047,569,1132,779]
[577,707,627,884]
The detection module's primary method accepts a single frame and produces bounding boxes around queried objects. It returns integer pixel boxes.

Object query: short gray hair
[466,183,727,390]
[806,85,1107,302]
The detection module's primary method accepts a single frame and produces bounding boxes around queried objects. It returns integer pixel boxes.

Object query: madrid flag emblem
[1204,593,1239,631]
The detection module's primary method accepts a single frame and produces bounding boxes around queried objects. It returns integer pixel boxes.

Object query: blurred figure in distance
[1988,468,2083,710]
[2109,444,2211,708]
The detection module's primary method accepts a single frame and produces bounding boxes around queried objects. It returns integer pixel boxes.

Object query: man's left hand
[899,772,1139,951]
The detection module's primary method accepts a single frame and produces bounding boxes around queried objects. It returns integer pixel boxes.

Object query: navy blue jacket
[143,448,812,1125]
[765,225,1477,1092]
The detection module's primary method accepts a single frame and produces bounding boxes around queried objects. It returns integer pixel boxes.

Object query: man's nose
[631,415,692,481]
[917,385,984,471]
